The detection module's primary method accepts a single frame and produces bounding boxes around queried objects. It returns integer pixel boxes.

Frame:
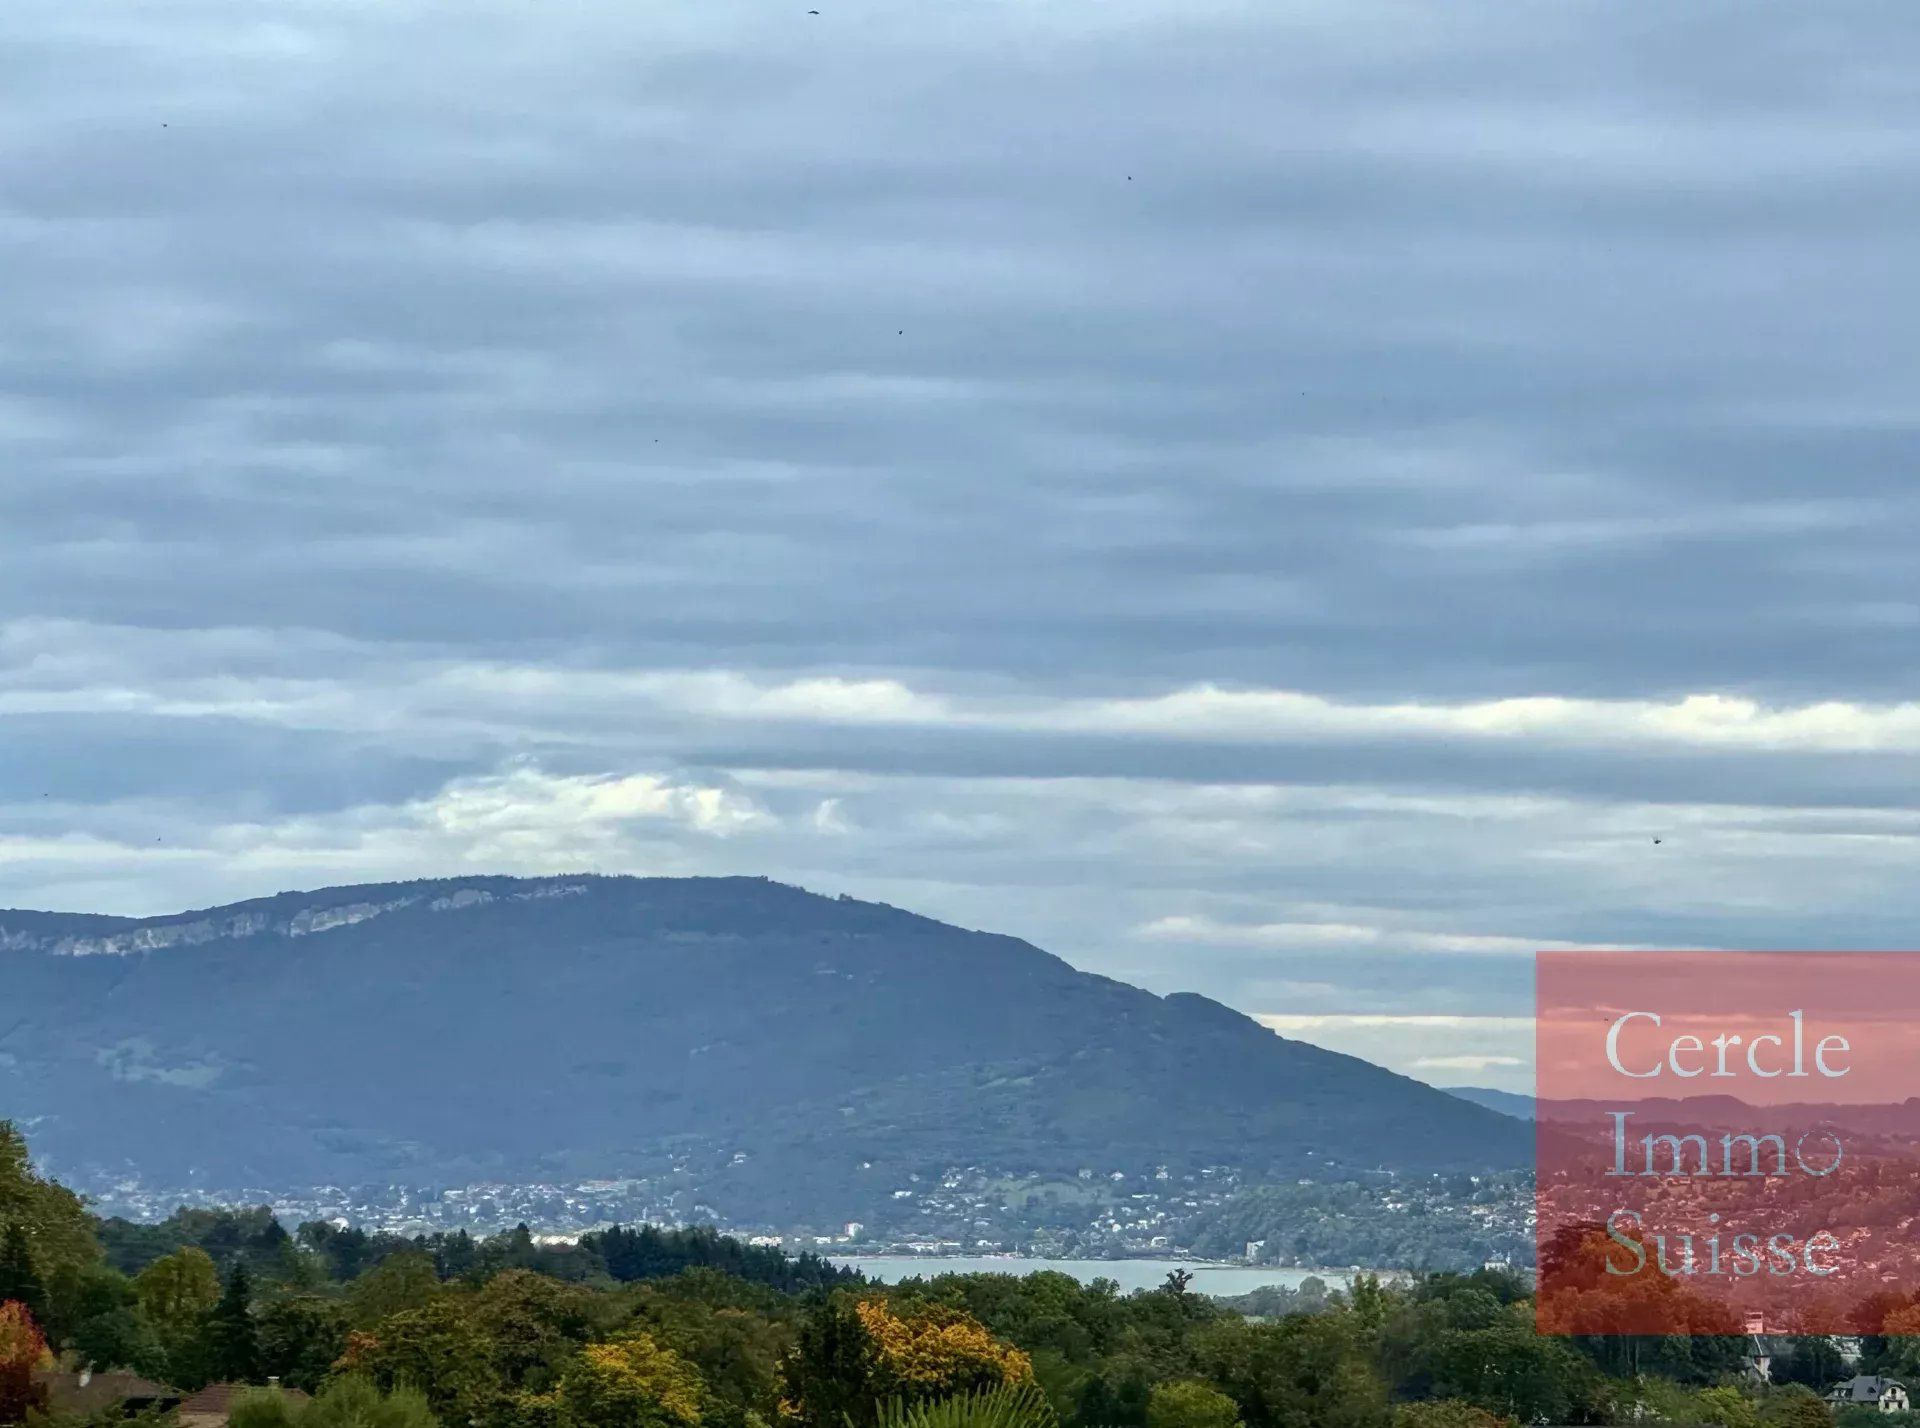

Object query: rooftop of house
[179,1382,314,1422]
[1831,1376,1908,1402]
[32,1368,183,1416]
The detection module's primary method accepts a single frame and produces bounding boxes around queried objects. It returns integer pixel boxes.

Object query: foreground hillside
[0,875,1527,1227]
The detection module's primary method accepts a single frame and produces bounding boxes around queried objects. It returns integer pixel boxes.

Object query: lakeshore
[828,1255,1374,1296]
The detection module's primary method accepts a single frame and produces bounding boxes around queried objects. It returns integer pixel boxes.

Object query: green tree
[230,1385,306,1428]
[630,1274,791,1428]
[1763,1387,1833,1428]
[1074,1355,1152,1428]
[306,1377,441,1428]
[782,1297,880,1428]
[1416,1317,1606,1427]
[134,1247,222,1331]
[1348,1275,1390,1333]
[472,1270,598,1394]
[1696,1387,1762,1428]
[57,1261,161,1376]
[256,1296,351,1393]
[1775,1341,1849,1392]
[1192,1314,1388,1428]
[339,1297,503,1425]
[349,1251,441,1329]
[1391,1402,1511,1428]
[267,1240,328,1294]
[0,1122,101,1345]
[236,1376,446,1428]
[204,1260,261,1383]
[1148,1380,1241,1428]
[134,1246,222,1385]
[0,1228,44,1327]
[72,1300,162,1380]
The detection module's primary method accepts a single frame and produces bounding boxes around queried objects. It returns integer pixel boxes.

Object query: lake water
[829,1256,1363,1296]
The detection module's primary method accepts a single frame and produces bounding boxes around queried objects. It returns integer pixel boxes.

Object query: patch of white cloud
[1412,1054,1524,1071]
[422,766,772,840]
[17,620,1920,759]
[1138,914,1660,955]
[1255,1014,1536,1091]
[0,766,773,914]
[1256,1014,1532,1030]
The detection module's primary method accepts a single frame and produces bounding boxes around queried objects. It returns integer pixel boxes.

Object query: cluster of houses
[1740,1314,1909,1414]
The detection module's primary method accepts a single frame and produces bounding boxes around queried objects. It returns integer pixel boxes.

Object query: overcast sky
[8,0,1920,1091]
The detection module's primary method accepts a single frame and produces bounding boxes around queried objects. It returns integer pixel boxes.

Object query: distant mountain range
[1441,1086,1535,1120]
[1,876,1528,1225]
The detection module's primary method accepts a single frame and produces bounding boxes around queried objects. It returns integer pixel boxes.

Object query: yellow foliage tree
[556,1331,704,1428]
[781,1296,1035,1427]
[855,1300,1034,1402]
[134,1246,222,1330]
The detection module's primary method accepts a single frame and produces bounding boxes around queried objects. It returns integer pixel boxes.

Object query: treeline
[98,1210,854,1295]
[583,1225,853,1295]
[0,1119,1907,1428]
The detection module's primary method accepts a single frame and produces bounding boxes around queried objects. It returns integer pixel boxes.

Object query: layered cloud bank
[7,0,1920,1087]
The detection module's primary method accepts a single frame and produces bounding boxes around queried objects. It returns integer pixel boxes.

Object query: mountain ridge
[1441,1085,1535,1120]
[0,874,1528,1228]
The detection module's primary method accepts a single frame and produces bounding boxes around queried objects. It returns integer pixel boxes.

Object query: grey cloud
[0,714,463,811]
[7,0,1920,1081]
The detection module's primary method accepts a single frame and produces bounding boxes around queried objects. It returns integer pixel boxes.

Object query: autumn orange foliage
[0,1300,50,1425]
